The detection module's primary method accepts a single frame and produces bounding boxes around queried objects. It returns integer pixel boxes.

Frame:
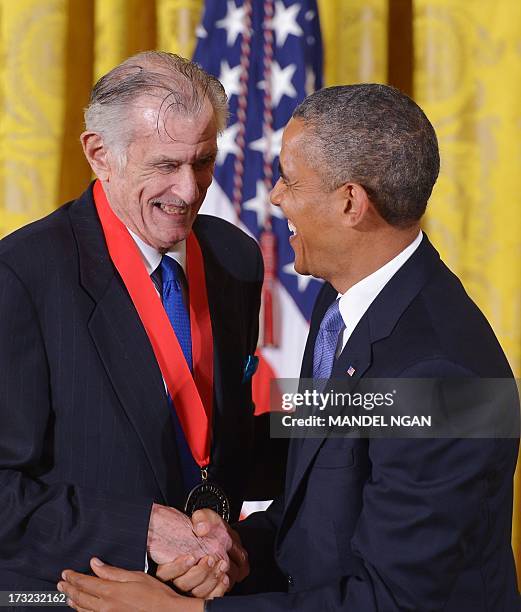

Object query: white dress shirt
[127,229,187,276]
[336,231,423,356]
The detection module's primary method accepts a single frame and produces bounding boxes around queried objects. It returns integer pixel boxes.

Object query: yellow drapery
[0,0,67,235]
[317,0,388,85]
[414,0,521,575]
[0,0,519,583]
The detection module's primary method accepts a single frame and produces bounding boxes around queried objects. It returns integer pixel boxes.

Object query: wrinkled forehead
[127,93,216,143]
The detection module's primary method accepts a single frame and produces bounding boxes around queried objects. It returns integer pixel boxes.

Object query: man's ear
[80,132,112,181]
[339,182,371,227]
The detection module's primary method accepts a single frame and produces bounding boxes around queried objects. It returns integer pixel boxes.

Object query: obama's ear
[339,182,371,227]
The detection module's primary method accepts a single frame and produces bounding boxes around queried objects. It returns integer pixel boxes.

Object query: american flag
[194,0,323,414]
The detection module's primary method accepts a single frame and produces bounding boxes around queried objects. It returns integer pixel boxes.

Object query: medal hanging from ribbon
[94,181,230,520]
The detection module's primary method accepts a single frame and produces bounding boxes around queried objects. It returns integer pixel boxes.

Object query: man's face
[270,118,343,279]
[105,96,218,252]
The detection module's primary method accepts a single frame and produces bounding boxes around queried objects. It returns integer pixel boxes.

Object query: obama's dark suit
[212,235,519,612]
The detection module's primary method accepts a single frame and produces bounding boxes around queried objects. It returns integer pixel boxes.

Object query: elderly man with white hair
[0,51,282,603]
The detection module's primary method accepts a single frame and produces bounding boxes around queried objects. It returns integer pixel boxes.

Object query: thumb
[193,521,209,537]
[89,558,134,582]
[192,509,218,524]
[192,509,219,535]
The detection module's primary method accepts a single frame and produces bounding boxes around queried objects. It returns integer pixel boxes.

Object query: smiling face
[270,118,346,280]
[101,96,217,252]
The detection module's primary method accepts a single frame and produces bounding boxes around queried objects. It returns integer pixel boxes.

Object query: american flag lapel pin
[347,365,356,377]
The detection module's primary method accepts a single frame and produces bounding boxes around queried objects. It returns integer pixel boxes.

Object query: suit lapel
[69,186,185,507]
[332,316,372,380]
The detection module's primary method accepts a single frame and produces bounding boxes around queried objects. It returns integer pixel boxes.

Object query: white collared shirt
[127,229,187,275]
[336,231,423,356]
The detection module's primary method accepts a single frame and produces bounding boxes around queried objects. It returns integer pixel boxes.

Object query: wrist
[186,599,207,612]
[167,591,206,612]
[147,502,162,553]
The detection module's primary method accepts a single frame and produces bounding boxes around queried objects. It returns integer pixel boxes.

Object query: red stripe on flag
[252,351,281,415]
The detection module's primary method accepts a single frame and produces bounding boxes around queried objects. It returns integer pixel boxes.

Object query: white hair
[84,50,228,167]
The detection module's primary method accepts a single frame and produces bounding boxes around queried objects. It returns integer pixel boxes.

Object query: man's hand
[147,503,230,565]
[192,509,250,589]
[147,503,205,565]
[157,555,229,599]
[58,558,205,612]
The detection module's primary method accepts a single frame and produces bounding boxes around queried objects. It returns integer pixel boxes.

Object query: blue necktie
[161,257,192,369]
[159,256,200,493]
[313,299,345,381]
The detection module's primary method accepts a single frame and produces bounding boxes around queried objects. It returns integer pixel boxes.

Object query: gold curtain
[0,0,201,235]
[0,0,520,582]
[317,0,388,85]
[0,0,68,235]
[414,0,521,579]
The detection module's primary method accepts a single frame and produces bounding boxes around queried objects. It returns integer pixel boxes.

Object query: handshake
[146,503,249,599]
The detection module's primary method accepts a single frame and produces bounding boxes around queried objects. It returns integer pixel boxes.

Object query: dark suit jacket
[212,236,520,611]
[0,184,282,591]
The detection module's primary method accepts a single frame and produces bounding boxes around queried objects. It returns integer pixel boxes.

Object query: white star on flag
[272,1,303,47]
[216,122,241,165]
[219,60,242,98]
[243,180,284,227]
[196,24,207,38]
[216,0,247,46]
[257,62,297,108]
[193,0,325,426]
[249,126,284,161]
[282,261,313,292]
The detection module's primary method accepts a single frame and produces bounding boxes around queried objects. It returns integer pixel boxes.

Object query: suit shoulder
[195,214,260,251]
[395,265,511,377]
[0,202,74,257]
[0,202,76,279]
[194,214,262,279]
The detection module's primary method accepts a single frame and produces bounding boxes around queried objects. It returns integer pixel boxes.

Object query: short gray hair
[293,84,440,227]
[84,51,228,157]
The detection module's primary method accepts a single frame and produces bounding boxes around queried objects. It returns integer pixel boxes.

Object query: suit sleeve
[211,359,518,611]
[0,262,152,583]
[232,495,287,595]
